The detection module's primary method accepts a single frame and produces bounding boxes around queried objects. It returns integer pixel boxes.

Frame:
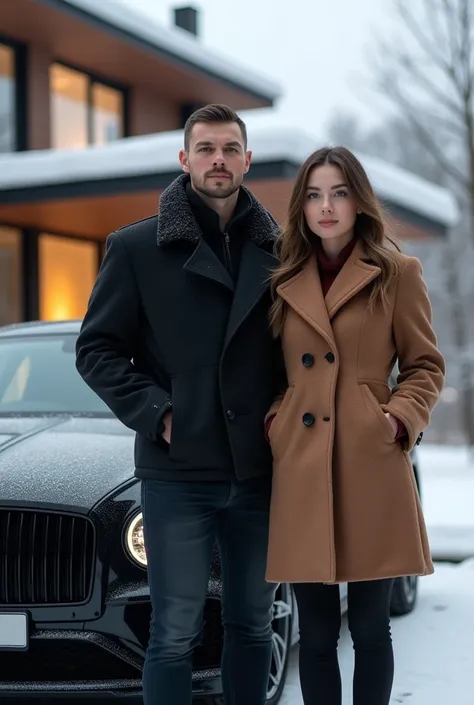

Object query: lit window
[92,82,124,145]
[0,44,16,153]
[50,64,88,149]
[38,234,97,321]
[50,63,125,150]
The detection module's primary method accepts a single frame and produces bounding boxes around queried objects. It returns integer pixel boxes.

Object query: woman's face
[303,164,359,243]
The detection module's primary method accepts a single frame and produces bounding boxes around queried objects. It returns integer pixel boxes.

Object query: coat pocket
[268,385,295,456]
[167,366,229,467]
[359,384,395,444]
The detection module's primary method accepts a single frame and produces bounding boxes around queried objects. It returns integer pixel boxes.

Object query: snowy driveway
[281,560,474,705]
[419,445,474,562]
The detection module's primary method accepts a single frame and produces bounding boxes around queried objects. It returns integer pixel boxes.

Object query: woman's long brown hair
[269,146,401,337]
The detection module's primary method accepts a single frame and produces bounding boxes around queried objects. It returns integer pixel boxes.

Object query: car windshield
[0,334,112,416]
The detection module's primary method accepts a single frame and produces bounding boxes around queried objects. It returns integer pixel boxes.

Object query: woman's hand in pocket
[264,414,276,442]
[384,412,399,439]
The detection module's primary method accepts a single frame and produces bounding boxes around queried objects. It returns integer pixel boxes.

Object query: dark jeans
[293,579,394,705]
[141,477,276,705]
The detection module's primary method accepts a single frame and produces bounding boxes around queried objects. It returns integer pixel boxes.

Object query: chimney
[173,6,199,37]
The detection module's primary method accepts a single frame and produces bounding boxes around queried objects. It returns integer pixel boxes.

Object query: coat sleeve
[382,256,445,451]
[75,231,172,441]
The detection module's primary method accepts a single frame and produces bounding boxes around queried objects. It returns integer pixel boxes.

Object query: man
[75,104,284,705]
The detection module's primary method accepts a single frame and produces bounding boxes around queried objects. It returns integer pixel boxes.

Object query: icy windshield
[0,334,112,416]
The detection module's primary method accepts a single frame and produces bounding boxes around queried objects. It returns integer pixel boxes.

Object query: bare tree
[371,0,474,448]
[328,111,447,186]
[375,0,473,232]
[327,113,366,151]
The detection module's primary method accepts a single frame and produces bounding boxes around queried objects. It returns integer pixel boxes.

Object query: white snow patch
[418,444,474,562]
[0,117,458,228]
[58,0,280,101]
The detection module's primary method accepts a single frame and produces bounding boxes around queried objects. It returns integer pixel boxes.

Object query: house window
[0,227,22,325]
[0,43,16,153]
[92,82,124,144]
[38,234,97,321]
[50,63,125,150]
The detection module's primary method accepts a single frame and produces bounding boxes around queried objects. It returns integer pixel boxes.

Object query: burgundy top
[266,238,407,442]
[317,237,356,296]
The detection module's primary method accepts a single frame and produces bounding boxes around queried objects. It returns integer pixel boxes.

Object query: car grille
[0,509,95,605]
[0,633,141,683]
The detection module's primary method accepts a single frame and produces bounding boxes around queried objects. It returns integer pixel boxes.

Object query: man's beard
[192,171,241,199]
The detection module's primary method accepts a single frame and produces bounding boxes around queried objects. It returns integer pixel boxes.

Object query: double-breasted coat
[265,240,445,584]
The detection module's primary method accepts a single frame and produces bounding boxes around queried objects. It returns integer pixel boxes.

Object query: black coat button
[325,352,335,363]
[226,409,235,420]
[302,413,315,426]
[302,353,314,368]
[323,416,330,422]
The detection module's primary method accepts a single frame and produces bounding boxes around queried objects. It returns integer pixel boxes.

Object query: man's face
[179,122,251,199]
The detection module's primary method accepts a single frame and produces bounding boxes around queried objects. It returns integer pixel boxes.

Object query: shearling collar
[156,174,279,247]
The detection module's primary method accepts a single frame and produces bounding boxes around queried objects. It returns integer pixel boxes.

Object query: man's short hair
[184,104,247,151]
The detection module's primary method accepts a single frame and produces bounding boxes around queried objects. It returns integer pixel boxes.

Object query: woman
[265,146,445,705]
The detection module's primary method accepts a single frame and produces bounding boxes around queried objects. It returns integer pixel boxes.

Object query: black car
[0,319,294,703]
[0,320,420,703]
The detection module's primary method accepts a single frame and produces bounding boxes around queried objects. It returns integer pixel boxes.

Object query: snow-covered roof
[0,119,458,228]
[52,0,280,103]
[352,152,459,229]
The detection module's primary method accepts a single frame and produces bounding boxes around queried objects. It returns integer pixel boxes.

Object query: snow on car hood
[0,415,136,512]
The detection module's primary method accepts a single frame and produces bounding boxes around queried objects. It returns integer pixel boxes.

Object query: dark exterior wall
[129,88,181,136]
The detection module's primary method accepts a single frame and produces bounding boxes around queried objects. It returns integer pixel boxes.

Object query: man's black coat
[76,174,284,481]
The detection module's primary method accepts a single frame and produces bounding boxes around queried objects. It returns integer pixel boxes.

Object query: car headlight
[125,511,147,568]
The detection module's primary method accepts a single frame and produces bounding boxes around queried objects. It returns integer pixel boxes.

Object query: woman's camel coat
[266,240,445,584]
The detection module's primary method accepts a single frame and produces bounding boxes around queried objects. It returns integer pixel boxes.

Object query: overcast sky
[121,0,398,142]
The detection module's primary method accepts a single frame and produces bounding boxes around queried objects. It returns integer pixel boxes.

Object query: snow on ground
[282,560,474,705]
[418,444,474,562]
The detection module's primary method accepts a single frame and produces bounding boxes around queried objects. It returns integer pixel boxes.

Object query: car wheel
[390,575,418,615]
[201,583,293,705]
[267,582,293,704]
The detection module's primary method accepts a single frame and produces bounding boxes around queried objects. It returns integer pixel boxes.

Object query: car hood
[0,415,136,512]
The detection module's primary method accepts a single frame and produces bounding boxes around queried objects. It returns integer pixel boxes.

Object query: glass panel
[38,234,97,321]
[50,63,88,149]
[92,82,124,144]
[0,335,111,414]
[0,227,22,326]
[0,44,15,153]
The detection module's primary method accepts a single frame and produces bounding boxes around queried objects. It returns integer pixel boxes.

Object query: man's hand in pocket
[162,411,172,444]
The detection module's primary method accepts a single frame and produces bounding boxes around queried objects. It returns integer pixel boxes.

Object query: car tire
[267,582,293,704]
[199,583,293,705]
[390,575,418,615]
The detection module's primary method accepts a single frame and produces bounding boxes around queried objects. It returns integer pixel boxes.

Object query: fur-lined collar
[156,174,279,247]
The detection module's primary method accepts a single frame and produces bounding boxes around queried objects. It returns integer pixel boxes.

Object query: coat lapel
[277,253,336,350]
[183,237,234,291]
[325,240,381,319]
[224,241,276,350]
[277,240,381,348]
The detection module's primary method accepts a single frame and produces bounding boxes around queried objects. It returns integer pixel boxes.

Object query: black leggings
[293,579,394,705]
